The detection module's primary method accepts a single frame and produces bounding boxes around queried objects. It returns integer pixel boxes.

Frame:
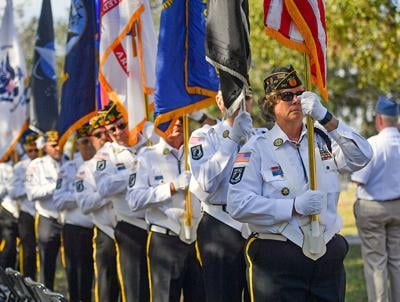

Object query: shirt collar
[270,123,307,149]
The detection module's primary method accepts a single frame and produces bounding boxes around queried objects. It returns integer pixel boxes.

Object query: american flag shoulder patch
[189,136,205,145]
[235,152,252,163]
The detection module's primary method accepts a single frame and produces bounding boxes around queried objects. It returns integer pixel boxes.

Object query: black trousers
[197,213,249,302]
[93,227,120,302]
[63,224,94,302]
[18,211,36,279]
[147,231,205,302]
[115,221,149,302]
[37,215,62,290]
[0,207,18,269]
[245,234,348,302]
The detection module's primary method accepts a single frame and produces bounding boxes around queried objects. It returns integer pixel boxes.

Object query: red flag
[264,0,327,100]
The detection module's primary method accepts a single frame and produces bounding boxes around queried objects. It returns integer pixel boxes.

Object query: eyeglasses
[106,122,127,134]
[92,130,106,139]
[278,90,304,102]
[47,143,58,148]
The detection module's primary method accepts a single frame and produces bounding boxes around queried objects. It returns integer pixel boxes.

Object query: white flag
[0,0,29,161]
[99,0,156,144]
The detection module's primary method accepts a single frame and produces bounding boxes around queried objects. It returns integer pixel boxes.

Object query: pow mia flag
[75,180,84,192]
[96,160,106,171]
[191,145,203,160]
[229,167,245,185]
[129,173,136,188]
[56,178,62,189]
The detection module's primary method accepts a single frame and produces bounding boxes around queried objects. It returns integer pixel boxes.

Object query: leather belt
[255,233,287,242]
[150,225,178,236]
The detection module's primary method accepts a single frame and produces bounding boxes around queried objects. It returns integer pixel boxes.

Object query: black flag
[206,0,251,115]
[30,0,58,132]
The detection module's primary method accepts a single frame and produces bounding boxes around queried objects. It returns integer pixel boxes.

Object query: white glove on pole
[294,189,326,216]
[300,91,327,121]
[172,171,191,191]
[230,111,253,144]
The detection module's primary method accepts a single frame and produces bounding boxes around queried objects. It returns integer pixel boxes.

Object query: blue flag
[30,0,58,132]
[57,0,97,147]
[154,0,219,137]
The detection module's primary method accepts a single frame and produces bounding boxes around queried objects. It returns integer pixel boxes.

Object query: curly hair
[258,92,279,124]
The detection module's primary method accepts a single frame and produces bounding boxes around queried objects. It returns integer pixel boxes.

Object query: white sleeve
[328,121,373,173]
[95,157,130,198]
[53,165,77,211]
[227,144,294,226]
[126,155,171,212]
[25,162,55,201]
[189,128,238,193]
[8,163,26,199]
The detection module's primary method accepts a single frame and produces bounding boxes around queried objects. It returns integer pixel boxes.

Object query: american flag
[235,152,252,163]
[264,0,327,100]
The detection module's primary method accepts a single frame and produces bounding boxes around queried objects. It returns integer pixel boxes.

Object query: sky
[0,0,70,23]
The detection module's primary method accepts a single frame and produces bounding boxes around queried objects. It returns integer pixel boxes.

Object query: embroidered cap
[263,65,302,94]
[44,130,59,143]
[23,132,39,146]
[76,124,91,139]
[103,101,123,125]
[89,111,106,132]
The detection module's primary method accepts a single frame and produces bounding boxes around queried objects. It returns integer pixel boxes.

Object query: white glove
[294,189,326,216]
[230,111,253,144]
[300,91,327,121]
[142,121,159,145]
[172,171,191,191]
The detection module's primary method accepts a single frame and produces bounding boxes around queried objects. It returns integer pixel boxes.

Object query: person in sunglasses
[94,101,149,302]
[74,111,120,302]
[127,117,205,302]
[53,125,95,302]
[8,132,39,279]
[188,88,265,302]
[25,130,64,290]
[227,65,372,302]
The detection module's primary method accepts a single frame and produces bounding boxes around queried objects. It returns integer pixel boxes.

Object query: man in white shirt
[26,131,63,290]
[351,96,400,302]
[8,132,39,278]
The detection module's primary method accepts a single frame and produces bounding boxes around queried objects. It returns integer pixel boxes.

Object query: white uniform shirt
[54,155,93,228]
[8,158,35,216]
[127,139,201,244]
[228,121,372,248]
[94,140,147,230]
[351,127,400,201]
[26,155,60,219]
[189,120,267,232]
[0,162,19,218]
[74,144,117,239]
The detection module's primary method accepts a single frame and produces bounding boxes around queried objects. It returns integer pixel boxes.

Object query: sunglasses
[47,143,58,148]
[278,90,304,102]
[106,122,127,134]
[92,130,106,139]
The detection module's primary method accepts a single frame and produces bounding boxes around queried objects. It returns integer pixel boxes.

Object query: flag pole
[183,114,192,239]
[303,54,323,255]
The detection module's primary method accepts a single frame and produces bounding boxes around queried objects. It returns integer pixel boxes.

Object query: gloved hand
[172,171,191,191]
[230,111,253,144]
[300,91,327,121]
[142,121,159,145]
[294,189,326,216]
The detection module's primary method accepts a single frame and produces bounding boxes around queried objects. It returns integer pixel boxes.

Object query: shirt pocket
[318,158,340,192]
[261,171,291,198]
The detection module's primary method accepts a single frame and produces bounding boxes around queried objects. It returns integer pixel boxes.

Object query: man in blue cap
[351,96,400,302]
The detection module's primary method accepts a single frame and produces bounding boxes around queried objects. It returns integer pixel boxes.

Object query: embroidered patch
[190,145,203,160]
[56,178,62,190]
[154,175,164,182]
[129,173,136,188]
[271,165,283,177]
[163,148,170,155]
[222,130,230,138]
[235,152,251,163]
[116,163,126,171]
[229,167,245,184]
[96,160,106,171]
[189,136,205,144]
[76,180,84,192]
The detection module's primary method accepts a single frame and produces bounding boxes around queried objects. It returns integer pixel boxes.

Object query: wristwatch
[319,111,333,125]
